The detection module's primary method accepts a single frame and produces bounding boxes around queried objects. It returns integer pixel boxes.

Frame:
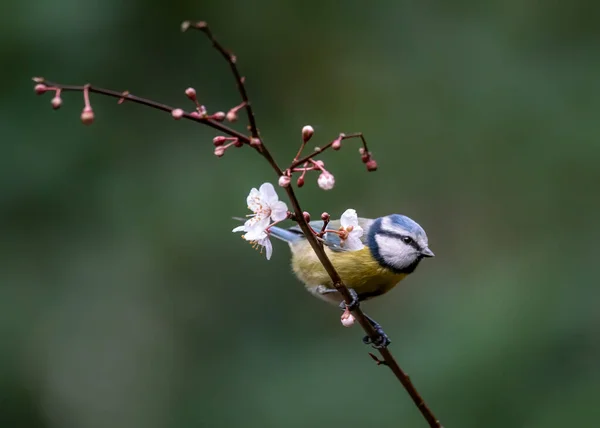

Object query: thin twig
[38,79,251,144]
[183,21,261,140]
[290,132,370,170]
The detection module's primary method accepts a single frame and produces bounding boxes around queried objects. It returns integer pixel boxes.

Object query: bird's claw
[362,330,391,349]
[338,288,360,312]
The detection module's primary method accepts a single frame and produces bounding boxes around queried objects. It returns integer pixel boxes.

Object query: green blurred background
[2,1,599,427]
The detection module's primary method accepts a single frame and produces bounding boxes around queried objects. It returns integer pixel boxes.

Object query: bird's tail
[232,217,302,243]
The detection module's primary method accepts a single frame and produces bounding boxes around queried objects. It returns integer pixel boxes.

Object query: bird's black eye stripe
[379,231,421,251]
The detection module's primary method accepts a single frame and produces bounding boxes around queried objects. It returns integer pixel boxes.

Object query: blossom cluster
[233,182,364,260]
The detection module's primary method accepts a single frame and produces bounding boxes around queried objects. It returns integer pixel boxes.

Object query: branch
[31,22,442,428]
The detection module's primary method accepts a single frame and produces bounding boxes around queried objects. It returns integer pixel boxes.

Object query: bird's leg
[362,314,391,349]
[317,287,389,347]
[315,286,360,311]
[337,288,360,312]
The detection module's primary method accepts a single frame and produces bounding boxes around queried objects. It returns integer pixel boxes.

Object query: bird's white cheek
[374,235,414,269]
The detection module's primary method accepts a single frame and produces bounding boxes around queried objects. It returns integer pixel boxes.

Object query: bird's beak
[421,247,435,258]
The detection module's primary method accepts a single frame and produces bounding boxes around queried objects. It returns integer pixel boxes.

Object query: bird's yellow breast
[290,240,407,300]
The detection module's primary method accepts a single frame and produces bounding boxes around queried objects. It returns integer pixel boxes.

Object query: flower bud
[214,146,225,157]
[80,107,94,125]
[250,138,261,147]
[321,212,330,222]
[211,111,226,121]
[366,159,378,171]
[51,96,62,109]
[34,84,47,95]
[185,87,197,100]
[297,176,305,188]
[317,172,335,190]
[226,109,238,122]
[213,136,227,146]
[303,211,311,222]
[171,108,184,120]
[341,309,355,327]
[278,175,291,187]
[332,139,342,150]
[302,125,314,143]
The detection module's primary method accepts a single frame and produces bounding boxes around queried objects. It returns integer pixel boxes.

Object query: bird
[269,212,434,347]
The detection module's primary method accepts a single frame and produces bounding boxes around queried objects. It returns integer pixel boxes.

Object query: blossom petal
[232,225,246,233]
[344,236,364,251]
[244,218,270,241]
[270,200,288,222]
[340,209,358,228]
[259,182,279,205]
[246,188,261,211]
[261,237,273,260]
[349,225,364,240]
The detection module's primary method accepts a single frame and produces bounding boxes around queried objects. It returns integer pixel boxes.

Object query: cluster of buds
[360,147,378,171]
[278,125,379,191]
[34,78,63,111]
[179,87,226,121]
[212,135,243,157]
[34,78,95,125]
[33,80,97,125]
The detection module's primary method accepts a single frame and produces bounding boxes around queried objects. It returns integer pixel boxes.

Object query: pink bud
[189,111,201,118]
[278,175,291,187]
[34,84,47,95]
[250,138,261,147]
[80,107,94,125]
[171,109,184,120]
[341,309,355,327]
[213,136,227,146]
[332,139,342,150]
[211,111,226,121]
[302,125,314,143]
[303,211,311,222]
[214,146,225,157]
[366,159,378,171]
[226,109,238,122]
[297,176,305,188]
[359,147,366,155]
[317,172,335,190]
[361,153,370,163]
[185,87,197,100]
[321,212,330,221]
[51,96,62,109]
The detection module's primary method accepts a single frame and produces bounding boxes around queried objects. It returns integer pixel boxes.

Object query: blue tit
[269,213,434,346]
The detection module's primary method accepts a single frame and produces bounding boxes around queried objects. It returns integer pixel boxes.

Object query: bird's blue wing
[288,218,373,252]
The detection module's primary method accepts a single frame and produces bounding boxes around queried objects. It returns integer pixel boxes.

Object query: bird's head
[367,214,434,274]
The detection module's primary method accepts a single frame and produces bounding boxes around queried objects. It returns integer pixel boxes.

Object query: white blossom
[232,182,287,260]
[338,208,364,251]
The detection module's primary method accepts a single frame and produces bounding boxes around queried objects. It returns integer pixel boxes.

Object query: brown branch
[32,21,442,428]
[36,78,252,144]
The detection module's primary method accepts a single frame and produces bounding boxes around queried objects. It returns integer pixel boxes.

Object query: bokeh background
[2,1,599,427]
